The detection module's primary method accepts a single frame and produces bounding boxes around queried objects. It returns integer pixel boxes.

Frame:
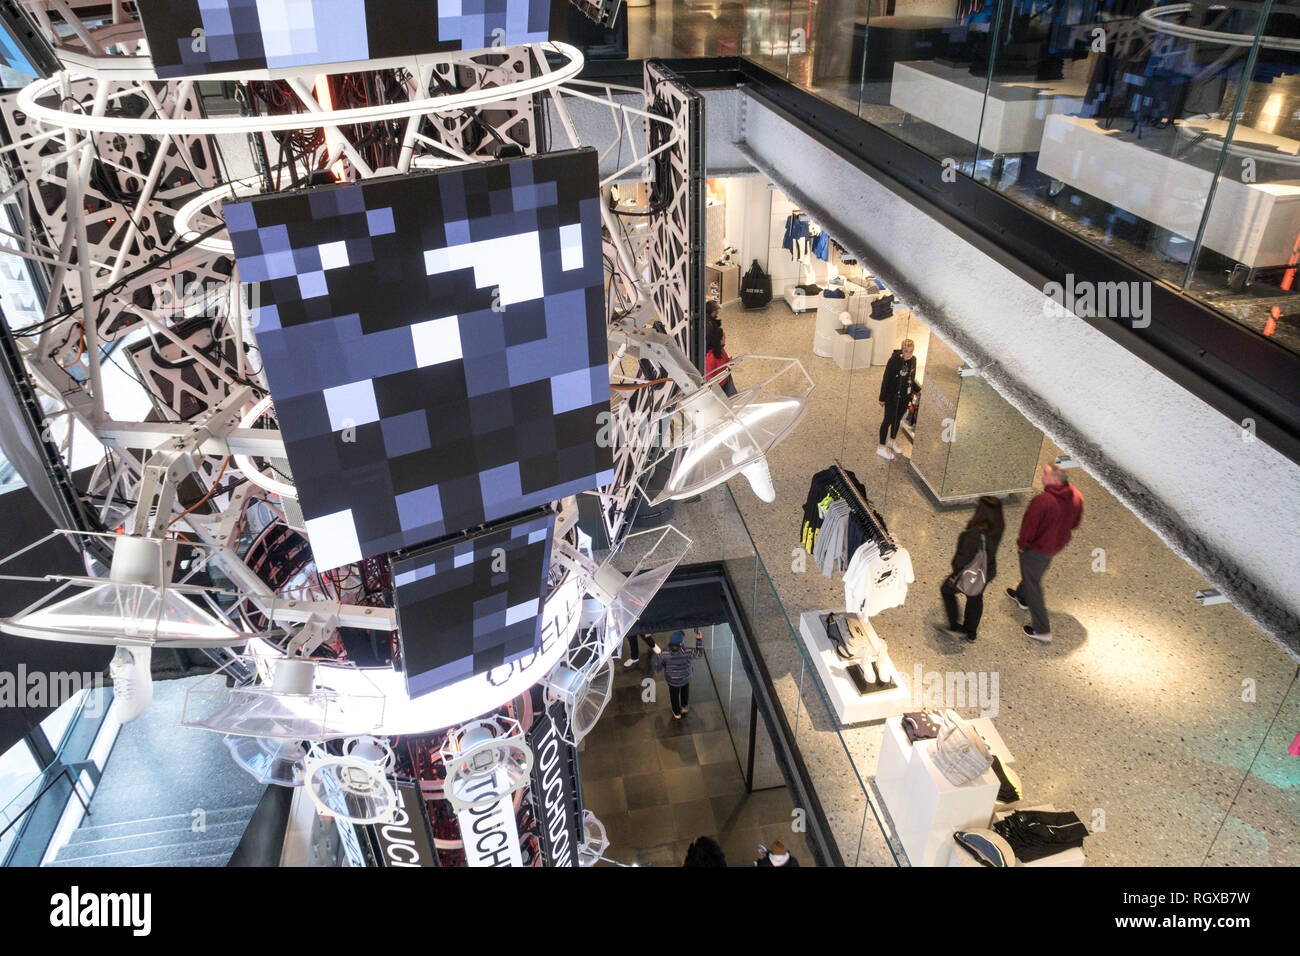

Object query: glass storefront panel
[1183,5,1300,355]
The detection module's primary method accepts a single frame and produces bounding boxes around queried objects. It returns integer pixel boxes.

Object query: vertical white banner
[455,771,524,867]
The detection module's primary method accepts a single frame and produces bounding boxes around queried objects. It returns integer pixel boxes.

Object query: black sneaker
[934,623,966,640]
[1005,587,1028,611]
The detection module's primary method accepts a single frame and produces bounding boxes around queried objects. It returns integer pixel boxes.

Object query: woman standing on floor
[938,496,1004,642]
[877,338,916,460]
[706,323,737,397]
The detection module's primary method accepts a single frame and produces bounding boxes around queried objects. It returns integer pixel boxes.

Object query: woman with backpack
[938,496,1004,642]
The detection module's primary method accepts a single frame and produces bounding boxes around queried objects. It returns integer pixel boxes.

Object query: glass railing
[619,0,1300,355]
[670,483,900,864]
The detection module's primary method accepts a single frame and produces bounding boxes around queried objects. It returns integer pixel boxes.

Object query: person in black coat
[939,496,1004,642]
[876,338,916,460]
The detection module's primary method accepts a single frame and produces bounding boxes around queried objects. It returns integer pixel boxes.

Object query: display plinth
[797,610,911,725]
[875,716,913,815]
[890,737,998,867]
[948,805,1086,867]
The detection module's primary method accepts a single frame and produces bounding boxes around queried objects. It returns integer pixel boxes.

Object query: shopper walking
[1007,464,1084,642]
[877,338,916,460]
[706,324,737,397]
[938,496,1004,642]
[683,836,728,867]
[623,632,660,668]
[654,629,705,718]
[755,840,800,867]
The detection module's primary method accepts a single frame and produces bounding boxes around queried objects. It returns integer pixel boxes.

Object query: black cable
[15,221,227,337]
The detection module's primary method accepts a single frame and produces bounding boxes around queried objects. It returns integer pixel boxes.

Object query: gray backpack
[955,533,987,597]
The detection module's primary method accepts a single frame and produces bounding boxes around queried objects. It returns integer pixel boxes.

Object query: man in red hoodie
[1006,464,1083,642]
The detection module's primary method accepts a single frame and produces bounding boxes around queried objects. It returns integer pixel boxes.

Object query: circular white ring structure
[17,42,584,135]
[171,175,266,255]
[234,396,298,499]
[1138,4,1300,52]
[172,158,467,253]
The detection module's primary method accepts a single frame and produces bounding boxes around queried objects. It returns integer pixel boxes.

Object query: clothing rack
[830,461,894,553]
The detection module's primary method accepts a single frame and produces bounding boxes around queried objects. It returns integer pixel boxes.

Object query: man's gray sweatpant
[1016,549,1053,635]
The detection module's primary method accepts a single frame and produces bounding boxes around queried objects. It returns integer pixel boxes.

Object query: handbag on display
[954,532,988,597]
[740,259,773,309]
[933,711,994,786]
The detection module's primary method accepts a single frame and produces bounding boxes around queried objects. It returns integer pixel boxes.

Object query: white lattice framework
[0,4,686,669]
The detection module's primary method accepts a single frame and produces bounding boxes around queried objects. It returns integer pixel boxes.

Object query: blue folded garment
[822,288,846,298]
[845,324,871,340]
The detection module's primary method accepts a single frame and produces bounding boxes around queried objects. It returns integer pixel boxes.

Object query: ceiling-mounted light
[553,525,690,653]
[577,810,609,867]
[0,534,256,647]
[440,717,534,812]
[182,654,386,740]
[609,325,812,505]
[225,735,308,787]
[305,736,398,824]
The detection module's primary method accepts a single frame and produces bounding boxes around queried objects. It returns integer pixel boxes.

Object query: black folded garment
[902,711,941,743]
[992,809,1087,862]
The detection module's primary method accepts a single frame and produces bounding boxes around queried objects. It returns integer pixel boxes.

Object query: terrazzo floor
[577,628,811,867]
[669,296,1300,867]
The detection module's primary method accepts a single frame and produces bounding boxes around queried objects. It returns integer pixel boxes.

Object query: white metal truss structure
[0,0,699,744]
[426,46,541,159]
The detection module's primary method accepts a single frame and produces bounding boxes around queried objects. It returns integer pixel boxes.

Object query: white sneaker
[876,445,894,460]
[109,644,153,723]
[1022,625,1053,643]
[623,657,639,668]
[889,439,904,454]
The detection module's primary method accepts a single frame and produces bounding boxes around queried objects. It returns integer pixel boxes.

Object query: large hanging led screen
[392,509,554,697]
[138,0,552,78]
[226,148,612,571]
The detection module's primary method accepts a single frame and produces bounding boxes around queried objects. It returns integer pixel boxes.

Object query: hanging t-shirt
[844,545,914,618]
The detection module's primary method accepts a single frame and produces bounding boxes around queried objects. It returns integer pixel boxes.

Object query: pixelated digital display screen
[138,0,552,78]
[392,508,554,697]
[225,148,612,571]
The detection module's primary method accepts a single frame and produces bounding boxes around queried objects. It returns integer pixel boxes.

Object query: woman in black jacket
[939,496,1004,642]
[876,338,916,460]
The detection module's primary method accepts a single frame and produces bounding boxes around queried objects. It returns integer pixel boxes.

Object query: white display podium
[813,298,848,357]
[948,805,1086,867]
[892,739,999,867]
[875,716,914,816]
[796,610,911,726]
[867,313,897,365]
[889,61,1087,155]
[832,331,873,371]
[1037,114,1300,270]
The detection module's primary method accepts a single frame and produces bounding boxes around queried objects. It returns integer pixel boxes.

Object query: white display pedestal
[796,610,911,726]
[1037,114,1300,269]
[890,61,1085,155]
[948,805,1086,867]
[868,313,898,365]
[832,331,873,371]
[893,739,999,867]
[875,716,913,816]
[813,298,846,357]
